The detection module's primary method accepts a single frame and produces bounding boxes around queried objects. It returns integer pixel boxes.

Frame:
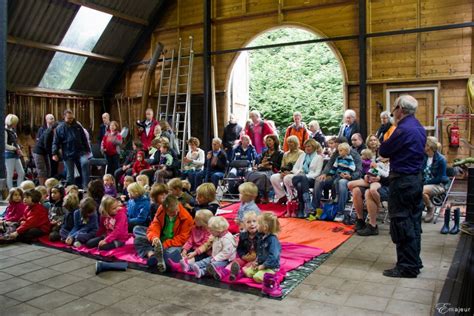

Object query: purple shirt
[379,115,426,174]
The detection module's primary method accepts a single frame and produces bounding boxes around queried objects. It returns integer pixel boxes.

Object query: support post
[0,0,7,183]
[203,0,212,150]
[467,167,474,223]
[358,0,367,138]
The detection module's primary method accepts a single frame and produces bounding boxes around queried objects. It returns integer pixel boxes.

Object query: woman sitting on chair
[290,139,324,217]
[422,136,449,223]
[246,135,283,204]
[226,135,258,194]
[270,136,304,205]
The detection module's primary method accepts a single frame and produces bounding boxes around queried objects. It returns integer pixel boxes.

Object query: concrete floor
[0,219,459,315]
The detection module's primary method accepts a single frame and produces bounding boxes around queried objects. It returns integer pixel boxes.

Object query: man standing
[379,95,426,278]
[137,108,158,151]
[98,112,110,143]
[337,109,360,146]
[52,109,91,189]
[222,113,242,159]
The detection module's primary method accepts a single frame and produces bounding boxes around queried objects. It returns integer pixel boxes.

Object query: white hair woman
[375,111,391,142]
[4,114,25,189]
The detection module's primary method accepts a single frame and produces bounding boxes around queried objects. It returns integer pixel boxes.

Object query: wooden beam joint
[7,36,123,64]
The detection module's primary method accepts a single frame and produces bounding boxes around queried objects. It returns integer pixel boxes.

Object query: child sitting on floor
[0,189,50,243]
[168,178,194,211]
[235,182,261,229]
[57,193,79,243]
[0,188,26,235]
[63,197,98,247]
[192,183,220,217]
[86,195,128,251]
[136,174,150,193]
[149,183,168,222]
[127,182,151,232]
[103,174,117,198]
[48,185,66,241]
[184,216,237,280]
[35,186,51,210]
[45,178,60,195]
[120,176,134,203]
[178,209,213,269]
[20,180,35,192]
[243,212,281,283]
[228,211,259,281]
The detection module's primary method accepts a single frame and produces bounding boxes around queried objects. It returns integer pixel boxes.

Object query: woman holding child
[246,135,283,203]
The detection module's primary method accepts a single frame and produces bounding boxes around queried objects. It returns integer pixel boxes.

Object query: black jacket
[222,122,242,150]
[52,120,90,160]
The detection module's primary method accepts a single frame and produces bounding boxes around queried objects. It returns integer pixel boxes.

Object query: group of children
[0,173,283,289]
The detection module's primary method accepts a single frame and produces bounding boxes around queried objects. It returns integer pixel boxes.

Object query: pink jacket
[183,226,211,254]
[97,206,129,244]
[3,202,27,222]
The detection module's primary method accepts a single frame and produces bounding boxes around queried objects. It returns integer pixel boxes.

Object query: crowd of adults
[5,104,449,236]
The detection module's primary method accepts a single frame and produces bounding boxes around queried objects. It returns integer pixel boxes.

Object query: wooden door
[389,89,435,132]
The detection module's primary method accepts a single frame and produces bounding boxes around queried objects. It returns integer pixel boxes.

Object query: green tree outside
[248,28,344,136]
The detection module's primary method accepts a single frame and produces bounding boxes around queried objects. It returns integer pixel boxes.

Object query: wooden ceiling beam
[67,0,148,26]
[7,36,124,64]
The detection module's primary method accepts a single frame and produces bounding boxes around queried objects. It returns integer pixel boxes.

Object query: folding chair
[217,160,251,201]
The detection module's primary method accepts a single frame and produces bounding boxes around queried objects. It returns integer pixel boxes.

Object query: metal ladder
[156,49,175,121]
[172,36,194,161]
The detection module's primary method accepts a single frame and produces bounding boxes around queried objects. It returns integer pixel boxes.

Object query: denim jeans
[5,158,25,189]
[195,170,224,188]
[133,226,182,267]
[312,177,349,213]
[193,257,229,275]
[64,154,90,189]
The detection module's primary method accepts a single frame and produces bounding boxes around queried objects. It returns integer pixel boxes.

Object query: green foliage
[249,28,344,136]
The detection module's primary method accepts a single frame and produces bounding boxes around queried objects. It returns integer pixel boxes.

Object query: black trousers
[388,173,424,276]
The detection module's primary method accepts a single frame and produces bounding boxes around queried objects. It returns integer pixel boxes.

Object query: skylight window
[39,6,112,90]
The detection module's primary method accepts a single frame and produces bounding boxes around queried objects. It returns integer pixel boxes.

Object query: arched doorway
[227,26,346,136]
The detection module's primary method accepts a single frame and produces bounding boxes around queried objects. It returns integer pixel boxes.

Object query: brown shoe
[424,207,434,223]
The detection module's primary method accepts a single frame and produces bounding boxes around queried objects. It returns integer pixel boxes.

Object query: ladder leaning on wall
[172,36,194,162]
[156,48,174,122]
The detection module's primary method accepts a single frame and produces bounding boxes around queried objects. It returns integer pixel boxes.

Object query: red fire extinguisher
[447,124,460,148]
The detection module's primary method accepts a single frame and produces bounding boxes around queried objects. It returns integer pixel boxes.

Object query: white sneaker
[73,241,82,247]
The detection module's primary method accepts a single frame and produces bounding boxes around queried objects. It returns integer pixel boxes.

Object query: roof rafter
[67,0,148,26]
[7,36,123,64]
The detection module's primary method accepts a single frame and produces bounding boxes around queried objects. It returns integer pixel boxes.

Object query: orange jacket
[283,124,309,151]
[146,203,194,248]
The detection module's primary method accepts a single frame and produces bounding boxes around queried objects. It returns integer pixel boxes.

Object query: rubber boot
[440,208,450,234]
[261,273,282,297]
[302,192,313,217]
[449,208,460,235]
[296,201,305,218]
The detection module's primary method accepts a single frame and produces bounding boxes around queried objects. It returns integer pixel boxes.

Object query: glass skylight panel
[39,6,112,89]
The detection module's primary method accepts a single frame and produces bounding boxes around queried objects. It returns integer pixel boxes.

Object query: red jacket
[146,203,194,249]
[132,158,150,175]
[138,119,158,151]
[16,203,50,235]
[101,131,123,156]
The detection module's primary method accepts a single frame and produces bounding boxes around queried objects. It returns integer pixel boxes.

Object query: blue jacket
[68,209,98,238]
[231,145,258,164]
[52,120,91,160]
[423,151,449,185]
[257,233,281,269]
[237,231,259,258]
[379,115,426,174]
[127,195,151,225]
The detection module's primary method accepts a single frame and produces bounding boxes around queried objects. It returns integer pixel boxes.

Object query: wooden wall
[115,0,474,161]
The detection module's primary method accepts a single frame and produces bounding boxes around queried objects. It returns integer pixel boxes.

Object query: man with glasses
[379,95,426,278]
